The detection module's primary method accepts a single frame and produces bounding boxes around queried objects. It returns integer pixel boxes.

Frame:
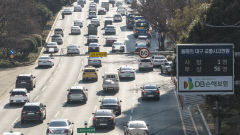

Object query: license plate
[147,95,154,97]
[16,100,21,102]
[28,113,34,115]
[100,123,107,126]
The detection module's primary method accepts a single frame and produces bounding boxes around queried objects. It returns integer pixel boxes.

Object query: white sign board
[138,48,150,58]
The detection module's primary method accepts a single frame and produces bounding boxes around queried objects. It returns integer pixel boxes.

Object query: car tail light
[156,90,159,93]
[150,62,153,65]
[142,90,146,93]
[64,129,69,133]
[110,117,114,120]
[47,129,52,133]
[22,111,27,114]
[93,117,97,120]
[140,63,142,65]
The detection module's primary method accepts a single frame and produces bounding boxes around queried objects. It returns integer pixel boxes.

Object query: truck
[88,23,98,35]
[133,19,151,38]
[101,2,109,11]
[102,73,119,92]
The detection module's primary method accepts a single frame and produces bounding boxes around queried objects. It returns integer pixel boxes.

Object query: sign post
[77,121,95,134]
[177,44,234,95]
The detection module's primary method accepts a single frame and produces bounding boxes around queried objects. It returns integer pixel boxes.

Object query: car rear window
[129,123,146,128]
[140,59,151,62]
[11,91,26,96]
[49,121,67,127]
[96,111,112,116]
[69,89,83,93]
[17,76,31,81]
[23,106,40,111]
[103,98,117,104]
[144,86,157,89]
[84,69,95,72]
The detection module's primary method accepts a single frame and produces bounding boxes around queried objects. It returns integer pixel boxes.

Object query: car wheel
[161,69,163,73]
[67,100,71,104]
[40,119,43,123]
[111,124,115,129]
[83,99,87,104]
[141,97,145,101]
[132,77,135,80]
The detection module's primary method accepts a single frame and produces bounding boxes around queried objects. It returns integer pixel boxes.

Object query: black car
[141,85,160,100]
[67,86,88,104]
[100,97,122,115]
[21,102,46,124]
[15,74,36,90]
[87,35,98,45]
[92,109,116,129]
[104,19,113,28]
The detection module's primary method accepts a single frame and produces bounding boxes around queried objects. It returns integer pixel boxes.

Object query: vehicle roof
[89,43,99,46]
[128,120,146,125]
[114,13,121,16]
[84,66,96,70]
[104,73,117,75]
[106,36,117,39]
[18,74,32,77]
[74,19,82,22]
[55,28,63,30]
[143,84,157,87]
[88,57,101,60]
[3,132,22,135]
[39,56,51,58]
[72,26,80,28]
[138,35,148,38]
[24,102,41,107]
[103,97,118,101]
[120,65,133,69]
[11,88,27,92]
[50,119,68,123]
[88,35,98,38]
[70,86,84,90]
[91,18,99,20]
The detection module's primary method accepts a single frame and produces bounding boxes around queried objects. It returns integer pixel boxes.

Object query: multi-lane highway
[0,0,184,134]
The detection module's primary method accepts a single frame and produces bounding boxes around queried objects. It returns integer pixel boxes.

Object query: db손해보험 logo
[184,78,194,90]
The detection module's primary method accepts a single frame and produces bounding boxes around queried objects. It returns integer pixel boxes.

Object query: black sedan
[92,109,116,129]
[141,85,160,100]
[100,97,122,115]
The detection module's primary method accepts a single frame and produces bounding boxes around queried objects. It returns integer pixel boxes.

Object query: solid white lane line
[41,86,47,92]
[54,111,60,118]
[11,117,19,126]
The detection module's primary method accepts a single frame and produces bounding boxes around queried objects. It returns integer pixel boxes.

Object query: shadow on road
[3,103,23,109]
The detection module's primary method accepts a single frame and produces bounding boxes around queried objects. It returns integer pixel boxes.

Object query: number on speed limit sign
[138,48,150,58]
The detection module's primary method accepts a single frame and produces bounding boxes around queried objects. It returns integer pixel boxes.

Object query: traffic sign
[89,52,107,57]
[77,127,95,133]
[10,49,14,55]
[138,48,150,58]
[177,44,234,95]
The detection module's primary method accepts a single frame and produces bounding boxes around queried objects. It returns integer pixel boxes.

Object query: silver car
[71,26,81,35]
[38,56,54,67]
[67,86,88,103]
[161,61,172,74]
[51,34,63,45]
[124,121,149,135]
[88,57,102,67]
[151,55,167,67]
[105,25,116,35]
[67,44,80,55]
[47,119,74,135]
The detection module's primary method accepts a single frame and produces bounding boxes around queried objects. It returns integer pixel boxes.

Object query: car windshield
[17,76,31,81]
[49,121,67,127]
[129,123,146,128]
[144,85,157,89]
[11,91,26,96]
[23,106,39,111]
[103,98,117,104]
[95,111,112,116]
[106,26,114,29]
[69,89,83,93]
[114,42,123,46]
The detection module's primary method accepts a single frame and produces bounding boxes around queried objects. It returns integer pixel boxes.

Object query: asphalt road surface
[0,0,184,135]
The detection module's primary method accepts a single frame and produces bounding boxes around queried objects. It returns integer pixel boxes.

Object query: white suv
[151,55,167,68]
[138,58,153,71]
[9,88,29,105]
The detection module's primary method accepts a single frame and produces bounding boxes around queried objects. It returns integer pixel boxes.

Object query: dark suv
[141,85,160,100]
[92,109,116,129]
[100,97,122,115]
[21,102,46,124]
[67,86,88,104]
[15,74,36,90]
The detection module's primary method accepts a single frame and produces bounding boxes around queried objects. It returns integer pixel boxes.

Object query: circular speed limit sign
[138,48,150,58]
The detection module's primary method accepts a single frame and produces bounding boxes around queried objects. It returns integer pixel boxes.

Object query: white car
[9,88,29,105]
[161,61,173,74]
[138,58,153,71]
[89,11,97,19]
[88,57,102,67]
[112,42,125,52]
[38,56,54,67]
[67,44,80,55]
[116,1,123,7]
[46,119,74,135]
[46,42,59,53]
[62,8,72,15]
[135,42,148,52]
[124,121,149,135]
[105,25,116,35]
[71,26,81,34]
[136,35,150,46]
[113,13,122,22]
[74,5,82,12]
[118,65,135,80]
[3,132,23,135]
[51,34,63,45]
[91,18,100,26]
[117,7,126,15]
[74,19,83,27]
[151,55,167,67]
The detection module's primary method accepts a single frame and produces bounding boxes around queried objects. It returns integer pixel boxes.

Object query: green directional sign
[77,127,95,133]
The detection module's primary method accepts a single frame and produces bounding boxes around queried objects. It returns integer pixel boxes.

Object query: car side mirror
[44,105,46,107]
[120,100,122,102]
[92,113,95,114]
[86,89,88,91]
[140,87,143,89]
